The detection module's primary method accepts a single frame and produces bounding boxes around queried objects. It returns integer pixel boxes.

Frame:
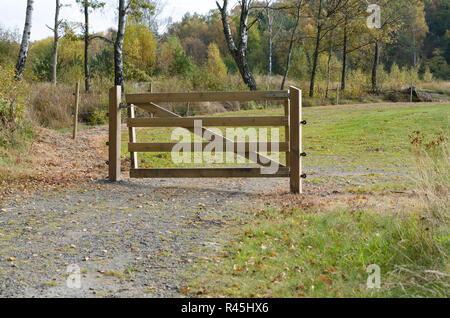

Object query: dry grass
[419,81,450,95]
[29,83,109,129]
[410,132,449,224]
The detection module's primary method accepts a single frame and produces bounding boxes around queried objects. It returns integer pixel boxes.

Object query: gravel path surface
[1,103,420,298]
[0,177,288,297]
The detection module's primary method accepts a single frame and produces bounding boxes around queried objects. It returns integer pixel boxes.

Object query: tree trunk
[309,0,322,98]
[309,25,321,97]
[412,22,417,71]
[371,41,379,93]
[51,0,61,86]
[341,14,348,91]
[84,1,90,92]
[281,1,302,90]
[325,35,333,99]
[217,0,257,91]
[15,0,34,80]
[267,4,272,80]
[115,0,126,90]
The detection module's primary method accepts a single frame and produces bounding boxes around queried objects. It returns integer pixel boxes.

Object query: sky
[0,0,220,41]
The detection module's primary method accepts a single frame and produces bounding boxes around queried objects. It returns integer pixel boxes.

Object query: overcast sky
[0,0,222,41]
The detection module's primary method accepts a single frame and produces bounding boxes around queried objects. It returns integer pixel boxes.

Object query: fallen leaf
[180,286,190,294]
[318,274,332,285]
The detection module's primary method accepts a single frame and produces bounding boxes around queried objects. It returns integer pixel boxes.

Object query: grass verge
[185,207,449,298]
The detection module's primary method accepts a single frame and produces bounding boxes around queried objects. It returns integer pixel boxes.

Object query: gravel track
[0,177,288,297]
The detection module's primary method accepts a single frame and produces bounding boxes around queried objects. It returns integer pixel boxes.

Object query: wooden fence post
[128,105,138,170]
[289,87,302,194]
[284,98,290,168]
[109,86,121,181]
[336,86,340,105]
[72,81,80,140]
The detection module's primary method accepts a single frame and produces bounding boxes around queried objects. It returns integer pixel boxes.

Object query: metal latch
[262,92,290,99]
[119,103,134,109]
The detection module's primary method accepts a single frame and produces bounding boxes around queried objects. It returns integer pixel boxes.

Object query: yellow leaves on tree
[123,23,157,81]
[204,43,228,91]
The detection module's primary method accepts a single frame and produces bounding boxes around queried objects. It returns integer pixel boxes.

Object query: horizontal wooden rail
[129,142,289,153]
[127,116,288,128]
[126,91,289,104]
[130,167,290,178]
[131,102,284,168]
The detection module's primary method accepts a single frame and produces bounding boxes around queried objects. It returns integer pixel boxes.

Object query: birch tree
[15,0,34,80]
[216,0,257,91]
[47,0,64,86]
[114,0,155,90]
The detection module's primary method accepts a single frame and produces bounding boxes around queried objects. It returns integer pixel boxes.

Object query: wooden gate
[108,86,306,193]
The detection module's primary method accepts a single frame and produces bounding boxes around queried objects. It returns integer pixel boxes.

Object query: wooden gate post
[289,87,302,194]
[72,81,80,140]
[109,86,122,181]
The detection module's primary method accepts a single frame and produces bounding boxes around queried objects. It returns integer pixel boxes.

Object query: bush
[0,66,30,147]
[423,66,433,83]
[204,43,229,91]
[346,68,369,99]
[30,83,108,129]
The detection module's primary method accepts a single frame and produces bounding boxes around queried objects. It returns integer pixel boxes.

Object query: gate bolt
[300,120,307,125]
[300,152,307,157]
[301,174,307,179]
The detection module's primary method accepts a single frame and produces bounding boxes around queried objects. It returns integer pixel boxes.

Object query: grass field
[121,102,448,193]
[186,209,448,297]
[119,102,449,298]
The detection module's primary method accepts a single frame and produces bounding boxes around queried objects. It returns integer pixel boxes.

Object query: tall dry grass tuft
[30,83,109,129]
[380,132,450,297]
[30,84,73,129]
[410,131,449,224]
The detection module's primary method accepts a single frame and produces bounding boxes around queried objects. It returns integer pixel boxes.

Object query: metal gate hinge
[119,103,134,109]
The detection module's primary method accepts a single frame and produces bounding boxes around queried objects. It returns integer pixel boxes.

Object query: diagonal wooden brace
[132,102,285,169]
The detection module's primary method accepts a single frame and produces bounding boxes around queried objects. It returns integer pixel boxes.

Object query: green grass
[131,102,449,298]
[121,102,449,192]
[0,123,35,184]
[186,208,449,298]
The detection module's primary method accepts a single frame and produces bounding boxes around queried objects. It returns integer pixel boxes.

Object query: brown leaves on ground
[0,125,118,199]
[256,185,418,216]
[318,274,333,285]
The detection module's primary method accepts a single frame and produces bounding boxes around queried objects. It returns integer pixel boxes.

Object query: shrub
[204,43,229,91]
[423,66,433,83]
[30,83,109,129]
[346,68,369,99]
[0,66,30,147]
